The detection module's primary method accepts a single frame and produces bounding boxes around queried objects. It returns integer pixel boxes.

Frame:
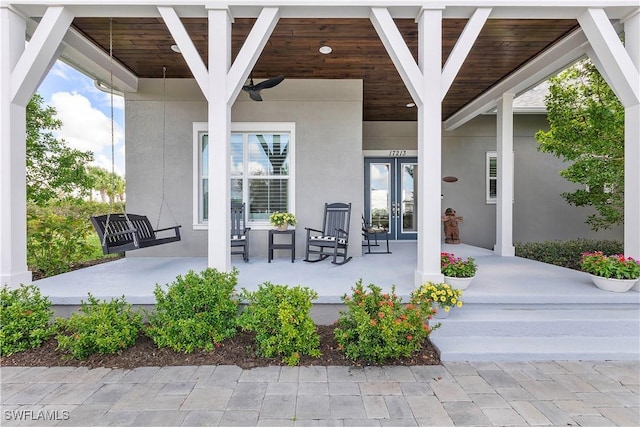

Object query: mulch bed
[1,325,440,369]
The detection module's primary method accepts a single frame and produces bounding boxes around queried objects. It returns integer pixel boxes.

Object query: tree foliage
[87,166,125,203]
[535,61,625,231]
[26,94,94,204]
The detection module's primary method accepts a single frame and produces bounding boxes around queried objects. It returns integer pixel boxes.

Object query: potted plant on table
[579,251,640,293]
[412,282,463,319]
[441,252,477,290]
[269,211,297,231]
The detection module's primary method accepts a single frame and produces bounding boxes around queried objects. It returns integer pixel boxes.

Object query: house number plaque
[388,150,408,157]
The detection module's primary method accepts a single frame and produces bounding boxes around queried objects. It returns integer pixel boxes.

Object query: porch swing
[90,19,181,255]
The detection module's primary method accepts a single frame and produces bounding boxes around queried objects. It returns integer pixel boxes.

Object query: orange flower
[378,312,385,319]
[406,335,413,341]
[370,319,377,326]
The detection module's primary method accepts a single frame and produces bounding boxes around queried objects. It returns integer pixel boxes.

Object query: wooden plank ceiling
[72,18,578,121]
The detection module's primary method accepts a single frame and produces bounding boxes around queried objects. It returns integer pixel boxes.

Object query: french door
[364,157,418,240]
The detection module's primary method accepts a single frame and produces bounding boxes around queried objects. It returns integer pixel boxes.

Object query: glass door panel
[365,157,417,240]
[368,162,391,230]
[399,161,418,238]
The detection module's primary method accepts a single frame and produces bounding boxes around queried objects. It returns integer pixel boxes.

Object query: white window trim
[192,122,296,230]
[486,151,497,204]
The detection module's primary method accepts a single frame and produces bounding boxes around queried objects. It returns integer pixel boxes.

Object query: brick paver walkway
[2,361,638,426]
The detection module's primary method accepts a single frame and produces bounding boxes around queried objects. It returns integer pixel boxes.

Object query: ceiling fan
[242,75,285,101]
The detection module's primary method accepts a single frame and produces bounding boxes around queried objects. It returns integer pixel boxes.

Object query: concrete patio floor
[35,242,639,306]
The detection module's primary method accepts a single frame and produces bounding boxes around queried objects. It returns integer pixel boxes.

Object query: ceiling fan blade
[248,90,263,102]
[253,75,284,90]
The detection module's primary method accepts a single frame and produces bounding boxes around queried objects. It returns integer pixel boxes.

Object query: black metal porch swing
[90,19,181,255]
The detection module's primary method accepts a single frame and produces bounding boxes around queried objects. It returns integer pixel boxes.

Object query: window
[193,122,295,228]
[486,151,497,204]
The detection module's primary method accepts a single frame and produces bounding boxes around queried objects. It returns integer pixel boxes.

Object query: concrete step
[431,336,640,361]
[435,305,640,337]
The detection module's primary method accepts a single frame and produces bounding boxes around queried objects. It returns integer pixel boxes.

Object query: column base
[1,270,33,288]
[493,244,515,256]
[414,270,445,288]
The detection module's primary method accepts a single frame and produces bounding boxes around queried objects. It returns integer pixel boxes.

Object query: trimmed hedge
[514,239,624,271]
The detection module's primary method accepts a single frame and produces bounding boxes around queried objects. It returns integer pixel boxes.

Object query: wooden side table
[268,229,296,263]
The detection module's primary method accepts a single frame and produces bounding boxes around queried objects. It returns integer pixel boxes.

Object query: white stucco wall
[125,78,364,259]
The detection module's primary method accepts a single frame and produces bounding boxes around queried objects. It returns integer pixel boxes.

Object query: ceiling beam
[578,8,640,107]
[444,27,590,130]
[370,7,423,106]
[6,1,639,20]
[158,6,209,99]
[441,7,491,99]
[54,25,138,93]
[226,7,280,104]
[11,6,73,106]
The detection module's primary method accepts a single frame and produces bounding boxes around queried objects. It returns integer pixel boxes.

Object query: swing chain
[102,17,138,248]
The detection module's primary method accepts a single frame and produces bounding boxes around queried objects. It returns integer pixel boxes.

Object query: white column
[415,8,445,286]
[623,11,640,261]
[207,7,232,271]
[494,93,515,257]
[0,8,31,287]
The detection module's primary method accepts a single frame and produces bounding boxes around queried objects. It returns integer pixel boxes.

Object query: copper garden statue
[442,208,463,244]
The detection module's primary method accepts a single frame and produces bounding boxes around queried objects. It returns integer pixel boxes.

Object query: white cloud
[93,152,124,176]
[49,62,71,80]
[50,91,124,155]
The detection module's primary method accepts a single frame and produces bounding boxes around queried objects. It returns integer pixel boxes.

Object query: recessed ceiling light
[406,102,416,108]
[319,45,332,54]
[170,44,181,53]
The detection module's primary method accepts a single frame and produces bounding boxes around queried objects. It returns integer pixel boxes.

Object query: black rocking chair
[362,215,391,254]
[90,213,181,255]
[231,202,251,262]
[304,202,352,265]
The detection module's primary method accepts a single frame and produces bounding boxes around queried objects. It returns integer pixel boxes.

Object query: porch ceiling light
[319,45,332,54]
[406,102,415,108]
[170,44,181,53]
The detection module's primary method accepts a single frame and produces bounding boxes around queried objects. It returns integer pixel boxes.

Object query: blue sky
[37,61,126,176]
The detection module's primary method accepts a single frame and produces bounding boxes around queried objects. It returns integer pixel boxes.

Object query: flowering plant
[441,252,477,278]
[412,282,463,314]
[334,280,439,363]
[580,252,640,280]
[269,211,297,227]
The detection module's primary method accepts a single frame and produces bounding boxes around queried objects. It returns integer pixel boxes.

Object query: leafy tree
[26,94,94,204]
[535,61,625,230]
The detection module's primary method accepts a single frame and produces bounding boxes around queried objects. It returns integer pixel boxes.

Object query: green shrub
[27,207,93,277]
[146,268,239,352]
[334,280,437,364]
[55,294,142,359]
[238,283,320,365]
[27,199,120,278]
[0,285,55,356]
[515,239,624,270]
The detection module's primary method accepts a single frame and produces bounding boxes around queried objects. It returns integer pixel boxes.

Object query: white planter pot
[589,274,637,293]
[433,304,450,319]
[444,276,474,290]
